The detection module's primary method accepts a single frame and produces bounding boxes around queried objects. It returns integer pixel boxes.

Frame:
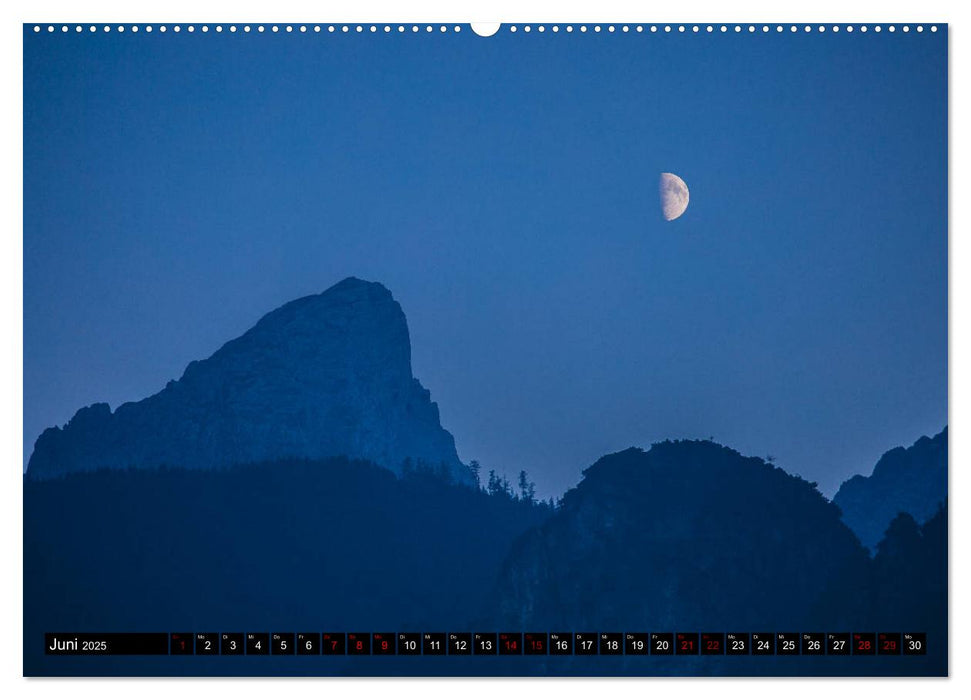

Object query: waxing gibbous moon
[659,172,690,221]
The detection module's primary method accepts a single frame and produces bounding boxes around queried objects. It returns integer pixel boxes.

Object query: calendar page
[23,21,947,677]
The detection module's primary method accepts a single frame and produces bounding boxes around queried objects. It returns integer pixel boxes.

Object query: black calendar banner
[44,632,927,656]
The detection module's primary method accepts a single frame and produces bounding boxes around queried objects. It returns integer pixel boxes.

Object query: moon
[659,172,689,221]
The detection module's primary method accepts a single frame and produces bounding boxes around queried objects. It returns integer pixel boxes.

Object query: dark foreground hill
[491,441,946,675]
[494,441,870,631]
[834,428,947,551]
[24,457,549,676]
[27,277,470,484]
[24,440,946,676]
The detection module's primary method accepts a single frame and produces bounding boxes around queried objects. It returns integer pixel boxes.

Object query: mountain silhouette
[27,277,470,484]
[493,441,871,632]
[833,428,947,551]
[871,506,946,639]
[483,440,945,674]
[21,278,946,676]
[23,437,946,676]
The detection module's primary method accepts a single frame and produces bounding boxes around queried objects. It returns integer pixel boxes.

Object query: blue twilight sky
[24,25,947,498]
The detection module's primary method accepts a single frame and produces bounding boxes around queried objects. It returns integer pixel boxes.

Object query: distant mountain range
[833,428,947,551]
[23,276,947,676]
[27,277,471,485]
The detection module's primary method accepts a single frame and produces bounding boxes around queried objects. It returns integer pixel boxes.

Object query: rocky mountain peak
[28,277,470,484]
[833,427,947,551]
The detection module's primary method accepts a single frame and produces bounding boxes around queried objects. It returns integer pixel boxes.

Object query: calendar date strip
[45,632,927,656]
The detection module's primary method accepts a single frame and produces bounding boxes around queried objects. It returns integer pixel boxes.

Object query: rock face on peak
[833,427,947,551]
[27,277,471,484]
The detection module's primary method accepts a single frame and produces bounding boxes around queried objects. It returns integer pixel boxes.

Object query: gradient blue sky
[24,25,947,497]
